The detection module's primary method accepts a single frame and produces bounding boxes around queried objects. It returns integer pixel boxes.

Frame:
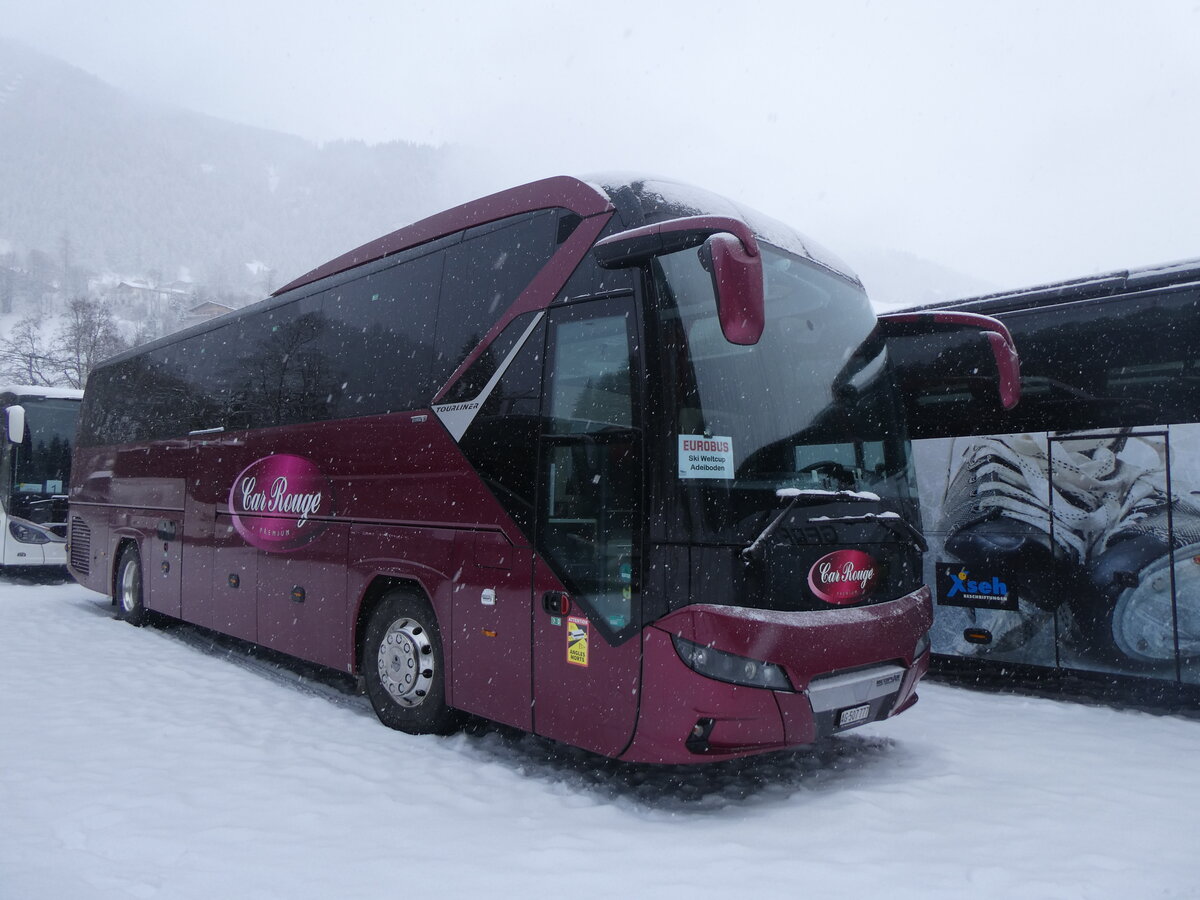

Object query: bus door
[1050,430,1180,677]
[531,298,643,757]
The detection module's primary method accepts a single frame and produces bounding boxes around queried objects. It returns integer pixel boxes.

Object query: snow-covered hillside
[0,37,449,312]
[2,577,1198,899]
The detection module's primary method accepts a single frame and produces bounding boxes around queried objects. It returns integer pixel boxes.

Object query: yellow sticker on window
[567,616,589,667]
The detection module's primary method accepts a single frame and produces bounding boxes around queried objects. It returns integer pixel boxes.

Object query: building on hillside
[110,280,190,318]
[180,300,236,330]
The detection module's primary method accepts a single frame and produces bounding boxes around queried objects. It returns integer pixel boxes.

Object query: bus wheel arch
[113,540,147,627]
[359,582,461,735]
[354,576,428,672]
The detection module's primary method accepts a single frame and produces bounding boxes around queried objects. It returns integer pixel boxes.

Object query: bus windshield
[10,398,76,498]
[4,395,77,528]
[655,242,916,543]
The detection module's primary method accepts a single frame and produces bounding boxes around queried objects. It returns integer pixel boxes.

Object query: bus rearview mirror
[981,329,1021,410]
[594,214,764,346]
[878,310,1022,410]
[6,405,25,444]
[700,233,764,345]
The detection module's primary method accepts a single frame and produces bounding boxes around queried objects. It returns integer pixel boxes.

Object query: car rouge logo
[230,455,334,551]
[807,550,879,605]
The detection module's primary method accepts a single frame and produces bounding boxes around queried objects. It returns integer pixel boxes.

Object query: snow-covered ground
[2,577,1199,900]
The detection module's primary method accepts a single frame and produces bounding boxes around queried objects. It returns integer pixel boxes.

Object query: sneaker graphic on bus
[1089,490,1200,663]
[938,431,1200,662]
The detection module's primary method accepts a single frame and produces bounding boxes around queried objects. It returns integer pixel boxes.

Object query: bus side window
[226,296,336,429]
[458,316,547,537]
[435,211,559,389]
[324,253,441,417]
[1098,296,1200,426]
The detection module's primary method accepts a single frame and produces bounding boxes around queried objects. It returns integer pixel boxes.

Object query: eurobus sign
[230,454,334,551]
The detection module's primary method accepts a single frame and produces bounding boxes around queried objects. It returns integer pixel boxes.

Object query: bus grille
[69,517,91,575]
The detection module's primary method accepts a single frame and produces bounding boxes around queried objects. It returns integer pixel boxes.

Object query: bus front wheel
[363,590,460,735]
[115,544,147,627]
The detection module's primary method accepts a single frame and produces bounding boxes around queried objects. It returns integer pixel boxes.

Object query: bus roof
[0,385,84,401]
[591,175,862,286]
[904,257,1200,316]
[274,174,862,298]
[273,175,614,296]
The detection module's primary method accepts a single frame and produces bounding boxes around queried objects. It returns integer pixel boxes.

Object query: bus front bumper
[619,587,932,764]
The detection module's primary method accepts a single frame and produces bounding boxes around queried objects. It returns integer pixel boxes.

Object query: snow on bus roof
[590,175,864,288]
[0,385,84,400]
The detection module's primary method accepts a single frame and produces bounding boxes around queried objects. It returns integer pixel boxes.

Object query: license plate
[838,703,871,728]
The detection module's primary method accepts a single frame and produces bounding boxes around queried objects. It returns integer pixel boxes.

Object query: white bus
[0,385,83,567]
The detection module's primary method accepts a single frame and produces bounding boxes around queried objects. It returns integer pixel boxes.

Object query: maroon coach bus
[68,175,1017,763]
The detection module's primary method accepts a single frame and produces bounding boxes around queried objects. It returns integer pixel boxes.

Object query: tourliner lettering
[238,475,323,527]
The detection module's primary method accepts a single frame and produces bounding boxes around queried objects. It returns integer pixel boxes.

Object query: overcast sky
[3,0,1199,294]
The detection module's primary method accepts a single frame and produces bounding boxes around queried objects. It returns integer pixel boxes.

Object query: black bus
[889,258,1200,693]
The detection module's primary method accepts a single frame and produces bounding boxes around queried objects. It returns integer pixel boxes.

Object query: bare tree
[0,250,14,316]
[0,315,59,386]
[53,297,129,388]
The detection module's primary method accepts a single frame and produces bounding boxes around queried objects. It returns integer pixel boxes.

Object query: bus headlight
[9,519,52,544]
[671,635,793,691]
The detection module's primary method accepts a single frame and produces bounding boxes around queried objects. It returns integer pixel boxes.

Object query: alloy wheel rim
[377,617,434,707]
[120,559,140,614]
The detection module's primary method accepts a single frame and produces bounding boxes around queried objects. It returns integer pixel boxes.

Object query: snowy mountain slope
[0,37,448,293]
[2,579,1198,899]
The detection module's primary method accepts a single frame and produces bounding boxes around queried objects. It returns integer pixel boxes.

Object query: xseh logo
[945,568,1009,599]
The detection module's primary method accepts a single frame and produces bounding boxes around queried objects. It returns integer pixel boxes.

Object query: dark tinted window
[78,364,121,445]
[80,213,566,446]
[897,288,1200,439]
[82,347,197,445]
[439,310,539,405]
[557,214,635,302]
[155,336,221,435]
[227,295,337,429]
[1011,290,1200,431]
[459,316,547,536]
[81,254,441,445]
[324,250,441,417]
[434,211,559,389]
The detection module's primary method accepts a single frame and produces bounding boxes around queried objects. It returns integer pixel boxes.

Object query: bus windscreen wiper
[742,487,880,563]
[809,510,929,553]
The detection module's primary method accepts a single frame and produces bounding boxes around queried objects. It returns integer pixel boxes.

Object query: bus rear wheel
[115,544,147,627]
[363,590,460,735]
